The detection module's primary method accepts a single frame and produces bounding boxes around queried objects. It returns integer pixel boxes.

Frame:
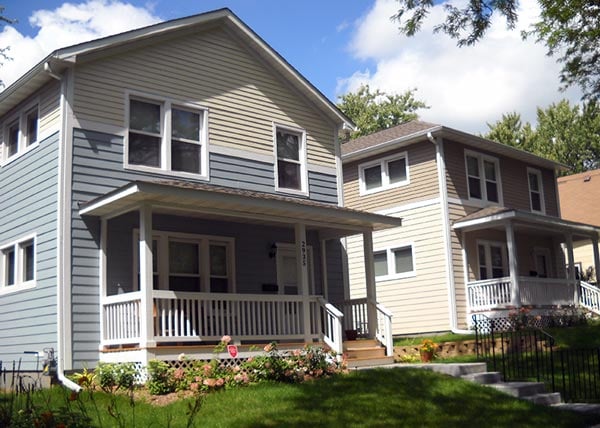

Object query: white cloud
[0,0,160,89]
[339,0,583,134]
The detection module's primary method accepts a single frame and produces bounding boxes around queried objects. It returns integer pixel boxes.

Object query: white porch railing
[580,281,600,315]
[102,292,142,346]
[467,277,579,312]
[102,291,345,353]
[339,298,393,356]
[467,277,512,311]
[375,303,394,357]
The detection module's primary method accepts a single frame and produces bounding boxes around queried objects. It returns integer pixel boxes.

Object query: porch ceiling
[79,180,402,237]
[452,207,600,240]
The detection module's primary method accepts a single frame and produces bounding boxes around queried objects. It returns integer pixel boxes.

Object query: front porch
[81,180,401,364]
[454,207,600,318]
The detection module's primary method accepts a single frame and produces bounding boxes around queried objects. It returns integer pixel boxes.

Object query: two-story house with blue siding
[342,120,600,336]
[0,9,401,381]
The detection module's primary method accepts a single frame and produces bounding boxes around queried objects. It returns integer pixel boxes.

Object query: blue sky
[1,0,582,133]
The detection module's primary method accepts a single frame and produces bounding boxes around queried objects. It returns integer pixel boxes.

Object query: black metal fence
[473,314,600,402]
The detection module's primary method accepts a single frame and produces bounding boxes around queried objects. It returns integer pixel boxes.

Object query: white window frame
[359,152,410,195]
[527,167,545,214]
[476,240,508,280]
[464,150,503,205]
[273,123,308,196]
[124,92,209,181]
[1,100,40,166]
[373,243,416,281]
[0,234,36,294]
[133,230,235,293]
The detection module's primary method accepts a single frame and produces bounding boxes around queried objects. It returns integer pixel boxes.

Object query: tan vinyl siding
[444,140,559,215]
[1,81,61,138]
[38,81,61,136]
[343,143,438,212]
[573,241,595,276]
[347,204,450,335]
[448,202,479,328]
[73,27,335,167]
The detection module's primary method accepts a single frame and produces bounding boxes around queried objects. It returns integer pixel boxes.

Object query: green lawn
[4,368,599,427]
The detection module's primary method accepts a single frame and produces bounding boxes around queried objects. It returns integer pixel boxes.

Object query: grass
[5,368,599,427]
[394,332,476,347]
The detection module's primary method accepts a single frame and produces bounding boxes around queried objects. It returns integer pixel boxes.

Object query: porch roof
[79,180,402,235]
[452,206,600,239]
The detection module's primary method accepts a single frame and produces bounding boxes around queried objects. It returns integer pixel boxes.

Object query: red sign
[227,345,238,358]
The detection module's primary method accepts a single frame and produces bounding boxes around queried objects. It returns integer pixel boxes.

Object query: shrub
[146,360,174,395]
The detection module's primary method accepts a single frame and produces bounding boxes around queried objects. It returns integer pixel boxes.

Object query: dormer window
[465,151,502,204]
[125,95,208,179]
[359,152,409,195]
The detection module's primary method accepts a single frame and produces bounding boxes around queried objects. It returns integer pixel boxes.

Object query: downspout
[51,63,81,392]
[426,132,470,335]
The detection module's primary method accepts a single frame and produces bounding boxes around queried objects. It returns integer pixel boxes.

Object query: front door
[276,243,314,295]
[534,247,552,278]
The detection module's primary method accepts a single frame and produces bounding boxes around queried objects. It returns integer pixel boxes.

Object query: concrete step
[410,363,488,377]
[523,392,562,406]
[489,381,547,398]
[347,356,395,368]
[462,371,503,385]
[343,339,379,350]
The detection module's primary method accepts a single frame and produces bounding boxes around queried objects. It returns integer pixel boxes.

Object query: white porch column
[99,218,107,350]
[363,231,378,339]
[320,239,329,301]
[139,204,156,348]
[295,223,312,342]
[565,233,578,305]
[592,237,600,284]
[506,222,520,307]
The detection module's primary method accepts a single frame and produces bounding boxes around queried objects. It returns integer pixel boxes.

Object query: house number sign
[301,240,307,267]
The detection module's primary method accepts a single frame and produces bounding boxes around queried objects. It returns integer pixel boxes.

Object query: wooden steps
[344,339,394,368]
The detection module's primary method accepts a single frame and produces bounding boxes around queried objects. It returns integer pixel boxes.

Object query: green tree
[484,112,536,152]
[337,84,428,139]
[391,1,600,100]
[484,100,600,174]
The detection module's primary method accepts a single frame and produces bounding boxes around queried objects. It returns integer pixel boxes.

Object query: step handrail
[579,281,600,315]
[375,303,394,357]
[317,297,344,354]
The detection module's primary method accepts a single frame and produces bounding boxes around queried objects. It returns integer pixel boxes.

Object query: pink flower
[234,374,244,382]
[190,382,199,391]
[293,349,302,356]
[216,378,225,387]
[195,376,202,382]
[203,378,216,387]
[264,343,273,352]
[221,335,232,344]
[174,368,185,380]
[247,357,253,363]
[203,364,212,375]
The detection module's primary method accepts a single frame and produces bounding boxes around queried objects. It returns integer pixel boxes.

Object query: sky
[0,0,583,134]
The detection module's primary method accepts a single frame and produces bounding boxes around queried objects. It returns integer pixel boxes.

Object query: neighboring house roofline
[0,8,353,128]
[342,120,567,172]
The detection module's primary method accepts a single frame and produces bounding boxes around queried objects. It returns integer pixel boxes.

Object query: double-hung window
[134,231,234,293]
[274,125,307,194]
[477,241,507,280]
[465,151,501,204]
[527,168,545,213]
[126,96,208,179]
[0,235,36,294]
[373,244,415,280]
[2,103,39,163]
[359,152,409,195]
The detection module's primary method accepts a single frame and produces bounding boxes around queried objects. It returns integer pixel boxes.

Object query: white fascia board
[452,211,516,230]
[79,184,141,216]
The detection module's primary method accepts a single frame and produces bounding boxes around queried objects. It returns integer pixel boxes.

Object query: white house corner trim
[57,67,75,371]
[435,138,458,330]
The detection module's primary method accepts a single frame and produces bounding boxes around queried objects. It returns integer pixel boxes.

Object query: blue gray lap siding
[71,128,341,369]
[0,133,59,371]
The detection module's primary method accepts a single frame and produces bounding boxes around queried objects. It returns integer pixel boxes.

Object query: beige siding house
[343,120,600,336]
[558,169,600,282]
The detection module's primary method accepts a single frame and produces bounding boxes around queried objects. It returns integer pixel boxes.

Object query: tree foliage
[392,1,600,100]
[337,84,428,139]
[484,100,600,174]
